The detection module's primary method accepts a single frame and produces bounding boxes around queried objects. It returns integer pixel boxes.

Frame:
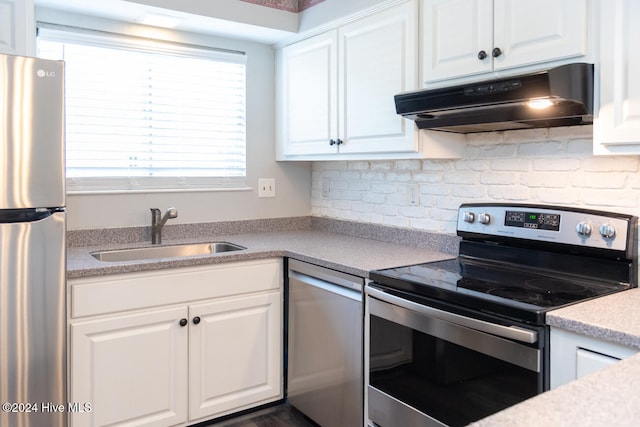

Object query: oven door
[366,284,546,427]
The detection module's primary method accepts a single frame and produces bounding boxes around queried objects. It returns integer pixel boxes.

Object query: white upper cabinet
[594,0,640,154]
[279,30,339,157]
[278,1,429,160]
[337,2,418,156]
[422,0,494,81]
[0,0,35,56]
[422,0,589,85]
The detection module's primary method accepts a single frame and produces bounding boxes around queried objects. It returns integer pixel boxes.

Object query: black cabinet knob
[329,139,336,146]
[492,47,502,58]
[192,316,201,325]
[179,318,188,327]
[336,139,343,145]
[477,50,488,60]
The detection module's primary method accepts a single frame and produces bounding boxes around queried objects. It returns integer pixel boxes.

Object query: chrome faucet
[150,207,178,244]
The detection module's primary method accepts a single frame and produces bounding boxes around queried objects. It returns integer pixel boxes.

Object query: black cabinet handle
[329,139,336,146]
[179,318,188,327]
[492,47,502,58]
[336,139,343,145]
[192,316,201,325]
[477,50,487,60]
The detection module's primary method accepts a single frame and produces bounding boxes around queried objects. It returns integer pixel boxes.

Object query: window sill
[67,186,254,195]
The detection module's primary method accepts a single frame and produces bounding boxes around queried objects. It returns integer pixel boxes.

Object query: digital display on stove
[504,211,561,231]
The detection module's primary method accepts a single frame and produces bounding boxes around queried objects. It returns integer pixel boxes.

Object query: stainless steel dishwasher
[287,259,364,427]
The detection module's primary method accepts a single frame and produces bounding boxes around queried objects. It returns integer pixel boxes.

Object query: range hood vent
[395,63,594,134]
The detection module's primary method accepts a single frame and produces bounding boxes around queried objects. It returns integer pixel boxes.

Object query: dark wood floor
[207,403,319,427]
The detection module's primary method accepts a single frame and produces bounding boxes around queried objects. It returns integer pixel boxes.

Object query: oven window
[369,315,539,427]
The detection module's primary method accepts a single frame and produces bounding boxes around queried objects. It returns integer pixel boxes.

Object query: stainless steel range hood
[395,63,593,134]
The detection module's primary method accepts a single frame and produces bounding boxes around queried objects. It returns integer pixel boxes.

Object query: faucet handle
[167,207,178,218]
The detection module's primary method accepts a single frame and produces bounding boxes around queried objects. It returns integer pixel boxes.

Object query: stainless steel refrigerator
[0,53,66,427]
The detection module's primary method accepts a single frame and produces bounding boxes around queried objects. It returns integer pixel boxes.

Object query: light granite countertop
[67,218,458,279]
[470,289,640,427]
[546,289,640,349]
[470,351,640,427]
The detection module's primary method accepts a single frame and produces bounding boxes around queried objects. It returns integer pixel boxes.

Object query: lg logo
[36,69,56,77]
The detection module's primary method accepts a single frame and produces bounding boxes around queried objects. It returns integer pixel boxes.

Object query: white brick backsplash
[571,173,628,189]
[533,158,581,171]
[480,171,519,185]
[581,157,639,172]
[522,173,570,188]
[455,160,488,171]
[582,190,638,208]
[386,172,413,182]
[348,161,370,170]
[371,161,393,171]
[394,159,422,170]
[452,185,485,199]
[518,141,564,156]
[490,158,530,171]
[529,188,581,205]
[310,127,640,233]
[443,172,478,185]
[422,160,450,171]
[487,185,531,200]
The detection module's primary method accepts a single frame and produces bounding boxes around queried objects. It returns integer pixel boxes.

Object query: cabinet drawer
[70,259,282,318]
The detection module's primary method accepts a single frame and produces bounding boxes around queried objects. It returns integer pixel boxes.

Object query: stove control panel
[457,204,634,253]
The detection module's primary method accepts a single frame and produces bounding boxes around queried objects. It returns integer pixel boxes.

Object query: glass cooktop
[369,257,629,324]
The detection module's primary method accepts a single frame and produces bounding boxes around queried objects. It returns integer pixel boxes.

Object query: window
[37,25,247,192]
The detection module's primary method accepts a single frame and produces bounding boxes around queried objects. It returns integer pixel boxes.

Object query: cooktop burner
[369,257,629,324]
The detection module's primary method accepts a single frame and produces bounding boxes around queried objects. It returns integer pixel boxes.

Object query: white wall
[311,126,640,235]
[36,9,312,230]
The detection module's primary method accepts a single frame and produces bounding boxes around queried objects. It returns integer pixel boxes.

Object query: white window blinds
[37,25,247,192]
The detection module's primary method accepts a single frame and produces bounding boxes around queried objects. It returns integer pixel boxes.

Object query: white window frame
[37,23,248,193]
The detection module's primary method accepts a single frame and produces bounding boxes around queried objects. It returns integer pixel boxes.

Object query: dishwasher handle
[288,259,364,292]
[289,270,362,302]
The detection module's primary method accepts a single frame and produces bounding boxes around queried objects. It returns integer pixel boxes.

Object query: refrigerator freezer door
[0,211,66,427]
[0,54,65,209]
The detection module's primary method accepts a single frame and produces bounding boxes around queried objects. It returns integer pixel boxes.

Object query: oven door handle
[366,286,538,344]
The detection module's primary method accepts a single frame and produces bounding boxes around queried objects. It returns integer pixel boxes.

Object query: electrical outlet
[322,178,331,197]
[258,178,276,197]
[407,184,419,206]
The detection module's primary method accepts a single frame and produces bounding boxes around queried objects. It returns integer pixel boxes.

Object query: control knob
[478,213,491,225]
[463,212,475,223]
[575,222,592,237]
[599,224,616,239]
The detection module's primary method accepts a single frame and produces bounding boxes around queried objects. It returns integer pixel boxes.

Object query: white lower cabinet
[550,327,638,389]
[71,307,189,427]
[189,292,281,420]
[69,259,283,427]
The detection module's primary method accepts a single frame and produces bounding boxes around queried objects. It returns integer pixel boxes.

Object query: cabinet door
[279,31,338,156]
[550,328,637,389]
[576,348,620,379]
[70,307,189,427]
[0,0,35,56]
[189,292,282,421]
[493,0,587,71]
[594,0,640,154]
[338,0,418,154]
[422,0,493,83]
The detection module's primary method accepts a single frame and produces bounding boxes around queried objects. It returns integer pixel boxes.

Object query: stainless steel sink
[90,242,246,262]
